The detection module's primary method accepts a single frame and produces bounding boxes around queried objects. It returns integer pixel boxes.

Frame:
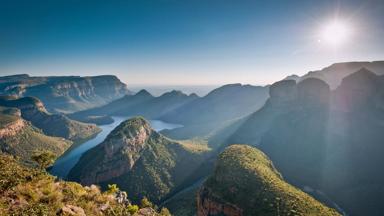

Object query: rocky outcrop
[81,118,152,184]
[197,187,242,216]
[297,78,330,109]
[0,96,100,142]
[0,119,25,139]
[68,117,209,203]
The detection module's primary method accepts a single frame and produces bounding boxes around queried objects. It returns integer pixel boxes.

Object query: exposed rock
[68,117,209,203]
[0,96,100,142]
[197,187,242,216]
[60,204,86,216]
[0,74,131,113]
[0,119,25,139]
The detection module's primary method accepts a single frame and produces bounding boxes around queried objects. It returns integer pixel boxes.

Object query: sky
[0,0,383,86]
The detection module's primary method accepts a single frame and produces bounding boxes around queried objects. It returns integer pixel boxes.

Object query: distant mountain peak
[160,90,186,97]
[135,89,153,97]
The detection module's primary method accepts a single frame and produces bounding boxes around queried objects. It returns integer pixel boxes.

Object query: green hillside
[68,117,211,203]
[0,96,101,143]
[198,145,340,216]
[0,111,72,163]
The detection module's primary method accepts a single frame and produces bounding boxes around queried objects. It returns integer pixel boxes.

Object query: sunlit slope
[197,145,340,216]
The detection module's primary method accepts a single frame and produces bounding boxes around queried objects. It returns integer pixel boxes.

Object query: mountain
[0,74,131,113]
[0,106,71,163]
[0,153,168,215]
[285,61,384,89]
[0,96,100,143]
[208,79,298,149]
[160,84,269,139]
[68,117,210,203]
[215,68,384,215]
[70,89,198,122]
[197,145,340,216]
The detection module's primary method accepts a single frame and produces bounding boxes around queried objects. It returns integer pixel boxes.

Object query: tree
[31,150,56,170]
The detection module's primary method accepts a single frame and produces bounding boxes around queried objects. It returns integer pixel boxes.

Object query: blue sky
[1,0,383,85]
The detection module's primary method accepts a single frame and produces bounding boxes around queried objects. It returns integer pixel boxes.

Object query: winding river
[49,116,182,179]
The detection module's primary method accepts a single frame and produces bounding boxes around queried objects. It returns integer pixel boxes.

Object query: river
[49,116,182,179]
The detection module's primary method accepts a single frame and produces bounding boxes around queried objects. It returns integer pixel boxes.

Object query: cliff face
[197,145,340,216]
[0,96,100,142]
[0,74,131,113]
[81,118,153,184]
[0,112,71,162]
[68,117,210,203]
[197,186,243,216]
[224,69,384,216]
[0,118,25,139]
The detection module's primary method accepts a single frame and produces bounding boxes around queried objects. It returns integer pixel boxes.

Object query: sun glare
[319,20,352,46]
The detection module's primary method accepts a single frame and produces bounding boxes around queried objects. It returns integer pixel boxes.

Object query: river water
[49,116,182,179]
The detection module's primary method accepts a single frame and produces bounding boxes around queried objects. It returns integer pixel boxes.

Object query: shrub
[140,197,153,208]
[31,150,56,170]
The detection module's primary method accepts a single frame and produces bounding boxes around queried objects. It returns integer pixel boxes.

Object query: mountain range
[209,67,384,215]
[0,74,130,113]
[1,61,384,216]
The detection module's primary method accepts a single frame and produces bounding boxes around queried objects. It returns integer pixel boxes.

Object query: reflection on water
[49,116,182,179]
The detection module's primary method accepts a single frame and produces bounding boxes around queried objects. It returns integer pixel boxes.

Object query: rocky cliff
[219,68,384,215]
[0,110,71,162]
[0,74,131,113]
[0,96,100,142]
[0,118,25,139]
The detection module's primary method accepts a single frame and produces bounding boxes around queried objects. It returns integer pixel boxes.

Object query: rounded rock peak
[298,78,330,108]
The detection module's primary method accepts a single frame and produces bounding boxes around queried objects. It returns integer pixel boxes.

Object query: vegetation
[0,96,101,143]
[0,153,170,215]
[0,114,71,163]
[202,145,340,216]
[31,150,57,170]
[68,117,211,204]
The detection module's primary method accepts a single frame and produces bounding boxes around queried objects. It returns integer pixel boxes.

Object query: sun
[319,20,352,46]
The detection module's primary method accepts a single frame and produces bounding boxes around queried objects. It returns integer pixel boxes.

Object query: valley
[50,116,183,179]
[1,61,384,216]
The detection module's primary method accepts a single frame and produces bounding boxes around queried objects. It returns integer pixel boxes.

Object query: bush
[159,207,172,216]
[107,184,119,195]
[127,205,139,214]
[140,197,153,208]
[31,150,56,170]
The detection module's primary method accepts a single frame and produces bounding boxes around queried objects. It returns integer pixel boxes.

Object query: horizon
[1,0,384,85]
